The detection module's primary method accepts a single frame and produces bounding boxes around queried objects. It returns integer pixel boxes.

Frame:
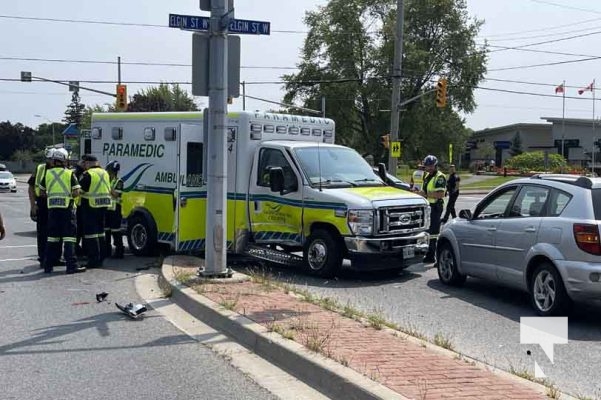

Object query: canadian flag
[555,84,564,94]
[578,81,594,95]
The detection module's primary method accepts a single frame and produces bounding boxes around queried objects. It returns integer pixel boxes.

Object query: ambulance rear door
[175,123,206,252]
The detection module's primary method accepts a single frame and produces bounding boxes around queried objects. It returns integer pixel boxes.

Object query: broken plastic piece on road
[116,302,148,319]
[96,292,109,302]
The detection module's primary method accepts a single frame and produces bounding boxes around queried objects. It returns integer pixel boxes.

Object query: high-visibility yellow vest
[424,170,446,204]
[108,176,123,211]
[81,167,112,208]
[45,168,74,209]
[34,163,46,198]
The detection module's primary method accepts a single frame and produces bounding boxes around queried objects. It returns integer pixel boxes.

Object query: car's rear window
[592,189,601,220]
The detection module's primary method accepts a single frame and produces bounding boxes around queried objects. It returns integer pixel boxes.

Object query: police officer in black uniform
[417,155,447,264]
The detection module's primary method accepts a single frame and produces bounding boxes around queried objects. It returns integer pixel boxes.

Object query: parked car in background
[437,174,601,315]
[0,163,6,171]
[0,171,17,192]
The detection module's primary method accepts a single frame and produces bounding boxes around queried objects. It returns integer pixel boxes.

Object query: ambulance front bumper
[344,231,429,270]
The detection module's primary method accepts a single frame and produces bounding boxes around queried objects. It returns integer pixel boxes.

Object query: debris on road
[96,292,109,302]
[116,302,147,319]
[72,301,91,306]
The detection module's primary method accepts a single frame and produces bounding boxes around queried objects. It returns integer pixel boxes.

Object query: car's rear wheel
[437,241,466,286]
[530,262,571,316]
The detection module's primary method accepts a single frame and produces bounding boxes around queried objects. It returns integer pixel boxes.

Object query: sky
[1,0,600,133]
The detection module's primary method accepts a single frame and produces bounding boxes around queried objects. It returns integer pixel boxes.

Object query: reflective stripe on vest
[34,164,46,197]
[108,177,123,211]
[425,170,446,204]
[82,168,112,208]
[46,168,73,209]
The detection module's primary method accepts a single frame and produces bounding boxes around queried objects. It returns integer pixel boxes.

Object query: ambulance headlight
[348,209,374,236]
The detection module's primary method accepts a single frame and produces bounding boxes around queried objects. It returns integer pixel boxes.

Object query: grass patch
[546,384,560,399]
[398,323,428,341]
[433,332,455,351]
[461,175,518,189]
[342,303,365,320]
[174,270,195,285]
[219,293,240,311]
[367,311,387,330]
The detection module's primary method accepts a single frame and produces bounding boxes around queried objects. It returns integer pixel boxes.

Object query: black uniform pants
[443,191,459,221]
[426,201,444,260]
[35,198,48,262]
[75,205,84,256]
[43,207,78,272]
[104,204,124,256]
[82,205,106,267]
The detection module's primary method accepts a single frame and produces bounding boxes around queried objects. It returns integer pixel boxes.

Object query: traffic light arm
[399,88,437,108]
[29,75,116,97]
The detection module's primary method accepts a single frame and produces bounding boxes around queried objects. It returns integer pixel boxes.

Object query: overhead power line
[488,56,601,71]
[489,28,601,53]
[0,55,296,70]
[480,16,601,38]
[485,24,601,42]
[529,0,601,15]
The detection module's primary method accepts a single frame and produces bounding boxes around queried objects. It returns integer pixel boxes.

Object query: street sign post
[391,141,401,158]
[192,33,240,97]
[169,13,270,35]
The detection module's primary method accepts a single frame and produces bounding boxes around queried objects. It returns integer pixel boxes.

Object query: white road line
[0,245,37,249]
[0,257,36,262]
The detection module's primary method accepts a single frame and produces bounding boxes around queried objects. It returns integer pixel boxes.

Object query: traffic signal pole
[202,0,230,277]
[388,0,404,175]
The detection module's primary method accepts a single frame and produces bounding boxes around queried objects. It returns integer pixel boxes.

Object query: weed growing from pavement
[219,293,240,311]
[174,270,195,284]
[416,378,429,400]
[342,302,364,320]
[433,332,455,351]
[398,323,428,341]
[367,311,386,330]
[546,384,560,399]
[336,355,350,367]
[507,363,556,388]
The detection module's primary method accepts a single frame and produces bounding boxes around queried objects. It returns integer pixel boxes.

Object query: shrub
[504,151,568,173]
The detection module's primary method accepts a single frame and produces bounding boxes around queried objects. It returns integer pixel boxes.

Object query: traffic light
[436,78,447,108]
[380,134,390,149]
[116,84,128,112]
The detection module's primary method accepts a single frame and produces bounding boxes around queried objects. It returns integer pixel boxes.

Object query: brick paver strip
[176,266,546,400]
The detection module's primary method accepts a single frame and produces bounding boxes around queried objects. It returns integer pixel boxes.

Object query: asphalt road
[262,194,601,399]
[0,182,276,400]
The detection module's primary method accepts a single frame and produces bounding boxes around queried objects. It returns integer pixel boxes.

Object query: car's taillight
[573,223,601,255]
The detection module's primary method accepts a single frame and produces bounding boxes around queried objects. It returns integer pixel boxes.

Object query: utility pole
[203,0,229,276]
[118,56,122,85]
[388,0,404,174]
[322,96,326,117]
[242,80,246,110]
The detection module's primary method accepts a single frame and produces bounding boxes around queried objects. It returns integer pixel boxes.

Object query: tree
[81,104,113,130]
[0,122,36,160]
[283,0,487,160]
[510,132,523,157]
[127,83,198,112]
[476,142,495,161]
[64,90,86,128]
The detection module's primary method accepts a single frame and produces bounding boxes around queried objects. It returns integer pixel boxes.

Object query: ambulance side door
[248,146,303,246]
[175,123,206,252]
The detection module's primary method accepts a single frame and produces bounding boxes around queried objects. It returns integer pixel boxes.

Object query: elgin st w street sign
[168,13,270,35]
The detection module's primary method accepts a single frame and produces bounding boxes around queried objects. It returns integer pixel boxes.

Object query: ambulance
[86,111,430,277]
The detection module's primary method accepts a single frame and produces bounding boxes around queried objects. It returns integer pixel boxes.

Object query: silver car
[437,174,601,316]
[0,171,17,192]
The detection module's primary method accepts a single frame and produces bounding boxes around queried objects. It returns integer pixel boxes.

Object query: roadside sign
[62,123,80,138]
[391,141,401,158]
[192,33,240,97]
[169,13,270,35]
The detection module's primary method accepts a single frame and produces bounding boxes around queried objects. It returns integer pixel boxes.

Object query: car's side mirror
[459,209,472,220]
[377,162,387,182]
[269,167,285,193]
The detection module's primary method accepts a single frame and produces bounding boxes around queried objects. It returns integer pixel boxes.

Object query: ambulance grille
[378,205,426,235]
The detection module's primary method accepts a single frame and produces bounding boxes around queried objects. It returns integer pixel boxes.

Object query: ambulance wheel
[127,213,158,256]
[304,229,343,278]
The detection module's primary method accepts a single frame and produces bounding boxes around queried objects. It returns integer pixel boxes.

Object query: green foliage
[505,151,568,172]
[127,83,198,112]
[63,91,86,127]
[476,142,495,161]
[81,104,113,130]
[0,122,36,160]
[283,0,487,159]
[510,132,523,157]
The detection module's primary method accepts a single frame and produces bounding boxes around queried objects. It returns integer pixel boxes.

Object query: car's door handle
[487,227,497,231]
[525,227,536,232]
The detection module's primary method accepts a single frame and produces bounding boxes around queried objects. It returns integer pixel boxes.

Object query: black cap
[82,154,98,162]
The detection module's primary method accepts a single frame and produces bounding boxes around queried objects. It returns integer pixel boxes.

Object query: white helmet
[52,148,69,162]
[45,147,56,159]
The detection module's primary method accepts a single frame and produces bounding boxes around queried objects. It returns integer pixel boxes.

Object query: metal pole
[593,79,596,175]
[118,56,121,85]
[561,79,565,159]
[242,81,246,110]
[388,0,404,174]
[203,0,229,276]
[52,123,55,145]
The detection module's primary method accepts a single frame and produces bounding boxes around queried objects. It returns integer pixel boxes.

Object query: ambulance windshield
[294,146,384,187]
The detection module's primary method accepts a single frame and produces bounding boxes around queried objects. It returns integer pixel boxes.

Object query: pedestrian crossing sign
[391,141,401,158]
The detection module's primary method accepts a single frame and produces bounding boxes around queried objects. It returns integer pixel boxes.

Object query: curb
[160,258,408,400]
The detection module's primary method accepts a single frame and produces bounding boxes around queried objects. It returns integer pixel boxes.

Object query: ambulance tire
[127,212,158,257]
[304,229,343,278]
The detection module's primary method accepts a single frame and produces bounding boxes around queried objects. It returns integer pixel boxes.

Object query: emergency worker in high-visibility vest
[417,155,447,264]
[27,147,56,267]
[104,160,125,259]
[38,148,85,274]
[79,155,112,268]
